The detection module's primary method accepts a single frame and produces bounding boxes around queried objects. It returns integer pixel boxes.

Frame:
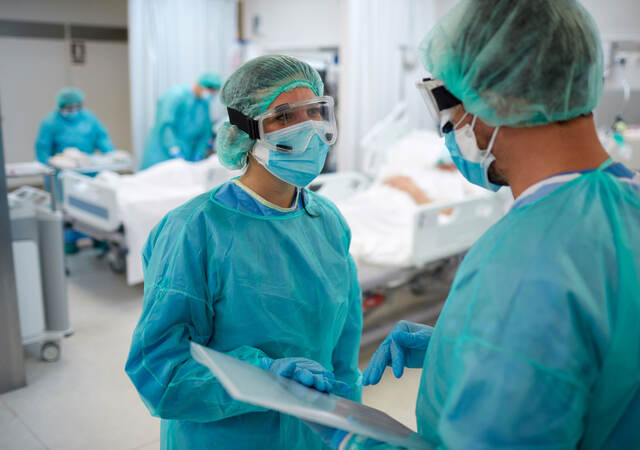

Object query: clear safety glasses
[416,78,462,136]
[228,96,337,154]
[60,104,82,114]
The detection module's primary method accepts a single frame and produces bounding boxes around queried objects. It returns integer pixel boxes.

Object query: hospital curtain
[128,0,238,167]
[337,0,436,172]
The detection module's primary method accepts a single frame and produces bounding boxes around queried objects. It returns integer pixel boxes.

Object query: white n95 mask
[444,113,502,192]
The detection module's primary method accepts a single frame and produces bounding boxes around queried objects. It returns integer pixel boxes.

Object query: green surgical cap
[419,0,604,127]
[198,72,223,90]
[56,87,84,108]
[216,54,324,169]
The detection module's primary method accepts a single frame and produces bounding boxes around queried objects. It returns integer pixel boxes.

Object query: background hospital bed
[61,159,237,278]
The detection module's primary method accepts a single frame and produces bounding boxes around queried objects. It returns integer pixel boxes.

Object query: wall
[241,0,340,50]
[0,0,127,25]
[0,0,131,164]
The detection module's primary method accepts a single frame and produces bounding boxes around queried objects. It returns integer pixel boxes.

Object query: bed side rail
[359,103,411,179]
[309,171,370,202]
[411,190,511,266]
[61,171,120,232]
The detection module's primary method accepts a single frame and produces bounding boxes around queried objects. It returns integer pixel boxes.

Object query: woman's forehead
[268,87,316,110]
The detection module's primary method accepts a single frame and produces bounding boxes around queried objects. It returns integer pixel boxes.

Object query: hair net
[56,87,85,108]
[197,72,223,90]
[217,55,324,169]
[419,0,604,127]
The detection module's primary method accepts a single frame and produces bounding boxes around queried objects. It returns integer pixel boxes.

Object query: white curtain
[337,0,436,172]
[128,0,238,167]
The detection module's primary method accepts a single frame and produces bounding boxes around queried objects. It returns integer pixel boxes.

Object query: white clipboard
[191,342,432,449]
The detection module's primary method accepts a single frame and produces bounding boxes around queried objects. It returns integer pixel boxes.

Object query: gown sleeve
[91,114,114,153]
[125,208,269,422]
[35,116,55,164]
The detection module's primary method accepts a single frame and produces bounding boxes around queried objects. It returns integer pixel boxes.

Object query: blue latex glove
[260,357,351,395]
[303,420,349,450]
[362,320,434,386]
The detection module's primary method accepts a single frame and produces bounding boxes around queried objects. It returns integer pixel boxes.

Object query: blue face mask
[60,109,81,121]
[253,125,330,187]
[444,113,502,192]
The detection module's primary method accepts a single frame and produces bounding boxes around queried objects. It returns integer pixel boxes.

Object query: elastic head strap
[227,108,259,140]
[486,125,501,152]
[454,112,469,129]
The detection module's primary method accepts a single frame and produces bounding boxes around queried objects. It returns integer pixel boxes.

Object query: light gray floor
[0,250,443,450]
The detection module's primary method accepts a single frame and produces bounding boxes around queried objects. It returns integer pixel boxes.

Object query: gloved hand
[303,420,348,450]
[362,320,434,386]
[259,357,351,395]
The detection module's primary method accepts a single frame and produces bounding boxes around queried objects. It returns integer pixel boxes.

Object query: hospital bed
[62,157,241,282]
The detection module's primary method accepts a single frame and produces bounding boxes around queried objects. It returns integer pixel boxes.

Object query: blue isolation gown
[344,162,640,449]
[140,85,212,170]
[126,181,363,449]
[35,109,113,164]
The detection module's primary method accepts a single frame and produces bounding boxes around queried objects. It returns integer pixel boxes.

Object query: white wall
[0,0,127,26]
[241,0,340,50]
[0,0,131,164]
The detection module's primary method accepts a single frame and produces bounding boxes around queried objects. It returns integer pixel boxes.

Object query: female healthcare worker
[126,55,362,450]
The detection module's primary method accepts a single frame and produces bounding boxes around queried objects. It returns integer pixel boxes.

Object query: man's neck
[498,116,610,198]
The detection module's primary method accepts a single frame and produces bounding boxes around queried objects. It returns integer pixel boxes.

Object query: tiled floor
[0,250,447,449]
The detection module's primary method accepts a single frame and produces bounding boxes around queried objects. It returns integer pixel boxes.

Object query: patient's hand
[384,176,432,205]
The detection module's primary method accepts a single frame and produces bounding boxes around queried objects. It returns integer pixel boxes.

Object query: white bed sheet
[336,129,485,267]
[96,156,238,284]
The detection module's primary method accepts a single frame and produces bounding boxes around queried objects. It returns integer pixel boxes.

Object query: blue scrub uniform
[126,182,363,449]
[140,85,212,170]
[35,109,114,164]
[344,162,640,449]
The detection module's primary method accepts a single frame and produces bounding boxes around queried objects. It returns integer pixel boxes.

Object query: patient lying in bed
[335,130,486,267]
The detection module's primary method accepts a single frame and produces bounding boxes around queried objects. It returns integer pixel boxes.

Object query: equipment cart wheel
[108,247,127,274]
[41,341,61,362]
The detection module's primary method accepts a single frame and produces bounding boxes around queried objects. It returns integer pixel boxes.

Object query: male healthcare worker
[35,87,114,164]
[140,72,222,170]
[307,0,640,448]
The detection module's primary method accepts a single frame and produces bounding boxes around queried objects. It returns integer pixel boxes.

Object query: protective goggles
[60,104,82,114]
[416,78,462,136]
[228,96,337,153]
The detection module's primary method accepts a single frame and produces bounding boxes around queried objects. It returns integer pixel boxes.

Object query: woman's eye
[307,107,322,118]
[275,113,290,123]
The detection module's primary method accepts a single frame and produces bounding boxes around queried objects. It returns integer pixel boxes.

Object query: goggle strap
[227,107,259,140]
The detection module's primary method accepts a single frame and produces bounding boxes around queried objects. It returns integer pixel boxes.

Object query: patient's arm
[436,162,458,171]
[384,175,454,215]
[383,176,432,205]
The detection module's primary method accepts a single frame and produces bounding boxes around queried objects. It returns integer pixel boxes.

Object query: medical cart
[6,178,72,362]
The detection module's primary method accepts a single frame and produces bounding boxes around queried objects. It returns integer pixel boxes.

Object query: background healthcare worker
[305,0,640,448]
[126,54,362,450]
[35,87,114,164]
[140,71,222,170]
[35,87,115,254]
